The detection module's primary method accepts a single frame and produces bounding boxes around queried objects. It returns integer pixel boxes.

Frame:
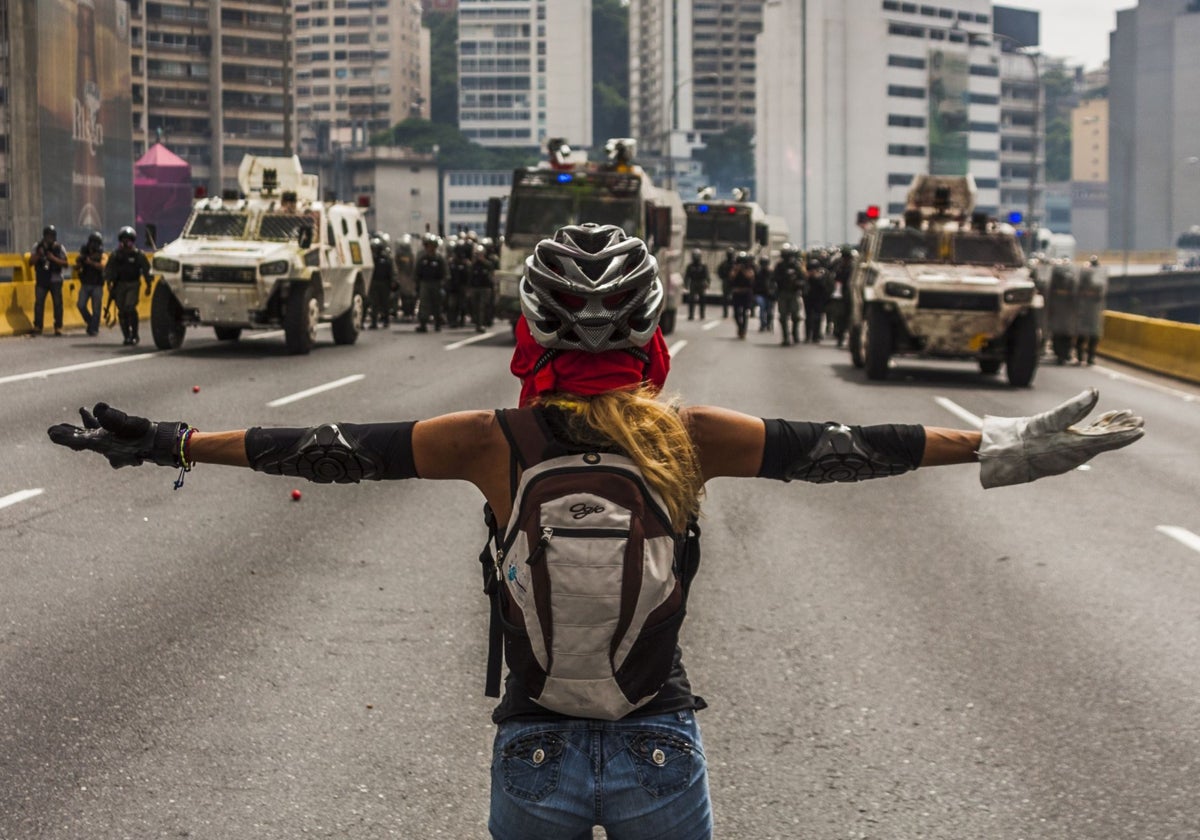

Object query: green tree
[426,12,459,127]
[592,0,630,147]
[693,124,755,192]
[374,118,538,171]
[1041,66,1076,183]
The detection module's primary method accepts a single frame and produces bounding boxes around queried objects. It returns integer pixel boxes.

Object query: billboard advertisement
[928,49,969,177]
[37,0,134,249]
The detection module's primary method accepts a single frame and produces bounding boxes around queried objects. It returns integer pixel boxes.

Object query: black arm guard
[245,422,417,483]
[758,419,925,483]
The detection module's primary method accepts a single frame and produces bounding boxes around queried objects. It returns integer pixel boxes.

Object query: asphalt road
[1,316,1196,839]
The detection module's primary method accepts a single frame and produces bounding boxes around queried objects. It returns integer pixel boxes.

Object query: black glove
[47,403,190,469]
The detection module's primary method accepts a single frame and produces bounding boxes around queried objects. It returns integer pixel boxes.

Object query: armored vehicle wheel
[214,326,242,341]
[979,358,1002,375]
[848,323,865,367]
[1005,312,1039,387]
[863,307,892,380]
[659,307,677,336]
[150,283,186,350]
[285,281,319,355]
[331,283,365,345]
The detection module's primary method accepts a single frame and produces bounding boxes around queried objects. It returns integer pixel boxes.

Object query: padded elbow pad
[783,422,919,483]
[246,423,386,483]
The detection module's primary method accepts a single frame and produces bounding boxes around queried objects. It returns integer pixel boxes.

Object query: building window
[887,84,926,99]
[888,55,926,70]
[888,114,927,128]
[888,144,927,157]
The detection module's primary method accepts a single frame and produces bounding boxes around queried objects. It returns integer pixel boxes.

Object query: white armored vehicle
[150,155,373,354]
[847,175,1042,387]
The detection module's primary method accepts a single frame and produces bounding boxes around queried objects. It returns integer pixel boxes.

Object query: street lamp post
[663,74,717,191]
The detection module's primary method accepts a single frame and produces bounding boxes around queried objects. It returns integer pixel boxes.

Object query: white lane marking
[444,330,496,350]
[1157,526,1200,554]
[668,339,688,356]
[0,488,44,511]
[267,374,365,407]
[1092,364,1198,403]
[933,396,983,429]
[702,320,722,331]
[0,354,154,386]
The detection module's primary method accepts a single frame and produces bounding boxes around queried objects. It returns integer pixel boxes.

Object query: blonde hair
[539,386,703,531]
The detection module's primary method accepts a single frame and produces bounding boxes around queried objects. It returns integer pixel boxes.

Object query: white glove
[978,388,1144,489]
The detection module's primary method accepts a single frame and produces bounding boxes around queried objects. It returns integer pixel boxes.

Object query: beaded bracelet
[174,425,196,490]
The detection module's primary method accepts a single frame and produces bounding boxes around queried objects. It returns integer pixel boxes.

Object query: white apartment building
[457,0,592,149]
[757,0,1040,247]
[629,0,762,171]
[294,0,428,155]
[443,170,511,236]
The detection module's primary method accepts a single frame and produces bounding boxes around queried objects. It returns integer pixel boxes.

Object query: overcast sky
[1017,0,1132,69]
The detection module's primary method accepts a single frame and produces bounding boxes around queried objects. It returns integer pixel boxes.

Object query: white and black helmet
[520,223,663,353]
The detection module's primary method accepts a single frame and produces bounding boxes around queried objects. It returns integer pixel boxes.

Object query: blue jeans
[489,710,711,840]
[77,283,104,333]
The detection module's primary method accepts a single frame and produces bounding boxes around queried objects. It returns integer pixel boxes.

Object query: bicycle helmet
[520,223,663,353]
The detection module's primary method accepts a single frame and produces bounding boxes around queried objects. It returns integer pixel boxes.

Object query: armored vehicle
[847,175,1042,387]
[149,155,373,354]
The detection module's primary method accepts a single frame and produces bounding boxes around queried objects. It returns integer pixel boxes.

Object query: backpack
[479,407,701,721]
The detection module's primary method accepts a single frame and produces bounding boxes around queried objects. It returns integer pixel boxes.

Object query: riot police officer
[803,249,831,344]
[467,244,494,332]
[717,247,735,318]
[104,226,153,346]
[1046,260,1078,364]
[729,251,757,339]
[368,235,396,329]
[827,246,854,348]
[415,233,447,332]
[772,244,805,347]
[684,249,710,320]
[1074,256,1107,366]
[754,254,773,332]
[445,240,472,328]
[76,231,106,336]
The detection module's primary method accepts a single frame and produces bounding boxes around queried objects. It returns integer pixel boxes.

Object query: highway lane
[2,318,1197,838]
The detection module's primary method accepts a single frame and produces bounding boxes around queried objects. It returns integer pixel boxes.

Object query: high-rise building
[294,0,427,157]
[130,0,290,192]
[130,0,427,194]
[1109,0,1200,252]
[628,0,763,170]
[756,0,1043,247]
[457,0,592,150]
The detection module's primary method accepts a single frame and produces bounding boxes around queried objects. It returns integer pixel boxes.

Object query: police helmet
[87,231,103,247]
[118,226,137,243]
[422,232,440,248]
[691,248,702,262]
[780,242,798,257]
[43,225,57,239]
[725,247,736,258]
[735,250,753,265]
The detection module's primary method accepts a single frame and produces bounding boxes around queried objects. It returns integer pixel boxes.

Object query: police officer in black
[367,235,396,329]
[729,251,757,339]
[30,224,70,336]
[415,233,447,332]
[467,244,494,332]
[76,231,106,336]
[803,249,831,344]
[772,244,805,346]
[717,247,735,318]
[684,249,709,320]
[754,254,773,332]
[104,226,153,346]
[446,240,472,328]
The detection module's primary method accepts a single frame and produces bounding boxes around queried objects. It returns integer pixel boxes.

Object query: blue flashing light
[556,172,574,184]
[697,204,709,214]
[1008,211,1023,225]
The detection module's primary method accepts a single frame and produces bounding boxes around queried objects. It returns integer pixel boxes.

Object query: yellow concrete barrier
[1099,311,1200,385]
[1,252,156,337]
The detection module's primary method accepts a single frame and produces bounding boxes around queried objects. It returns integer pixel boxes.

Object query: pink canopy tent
[133,143,194,247]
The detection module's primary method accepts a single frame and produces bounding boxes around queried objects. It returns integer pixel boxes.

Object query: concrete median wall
[1,254,155,337]
[1099,311,1200,385]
